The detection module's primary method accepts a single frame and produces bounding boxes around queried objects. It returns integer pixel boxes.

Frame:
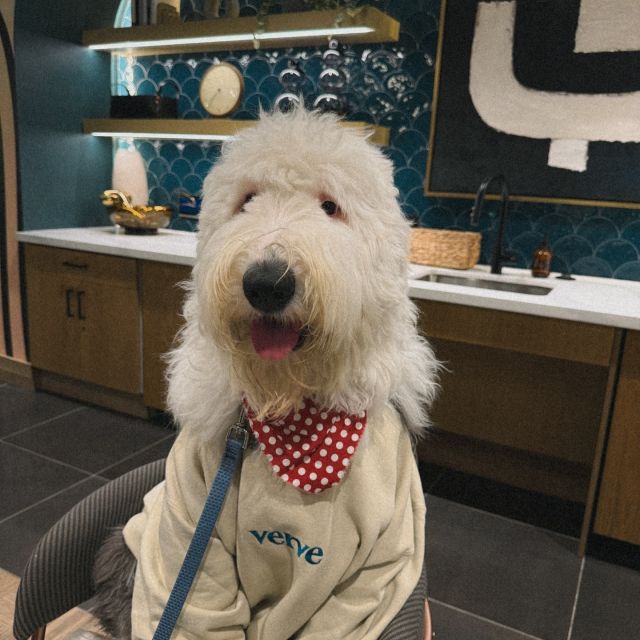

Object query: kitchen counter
[408,263,640,331]
[17,226,196,266]
[17,226,640,331]
[19,226,640,550]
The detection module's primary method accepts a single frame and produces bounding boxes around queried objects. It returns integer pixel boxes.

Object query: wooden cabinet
[141,261,191,410]
[594,330,640,545]
[415,300,617,504]
[23,245,191,414]
[24,244,142,394]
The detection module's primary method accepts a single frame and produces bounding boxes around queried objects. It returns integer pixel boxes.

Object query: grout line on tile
[94,432,175,477]
[0,473,106,525]
[566,556,586,640]
[428,598,545,640]
[0,406,86,441]
[425,492,580,543]
[0,438,96,478]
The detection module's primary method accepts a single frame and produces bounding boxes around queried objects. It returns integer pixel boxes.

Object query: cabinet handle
[62,261,88,270]
[77,290,86,320]
[65,288,75,318]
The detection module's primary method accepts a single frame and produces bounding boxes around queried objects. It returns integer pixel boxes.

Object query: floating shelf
[83,118,390,145]
[82,6,399,56]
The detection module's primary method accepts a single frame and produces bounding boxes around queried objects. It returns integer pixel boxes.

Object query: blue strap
[152,418,249,640]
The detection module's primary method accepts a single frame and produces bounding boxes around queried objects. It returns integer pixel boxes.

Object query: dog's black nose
[243,260,296,314]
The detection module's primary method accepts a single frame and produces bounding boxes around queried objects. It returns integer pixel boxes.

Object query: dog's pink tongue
[251,319,300,360]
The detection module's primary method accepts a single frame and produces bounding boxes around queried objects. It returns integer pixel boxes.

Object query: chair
[13,459,431,640]
[13,460,165,640]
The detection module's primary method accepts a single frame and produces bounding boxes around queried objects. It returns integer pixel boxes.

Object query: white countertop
[17,226,196,266]
[17,226,640,331]
[408,263,640,331]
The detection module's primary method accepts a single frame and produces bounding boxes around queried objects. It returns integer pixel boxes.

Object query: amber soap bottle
[531,238,553,277]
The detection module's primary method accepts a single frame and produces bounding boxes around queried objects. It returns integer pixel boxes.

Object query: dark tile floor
[0,383,176,575]
[1,382,639,639]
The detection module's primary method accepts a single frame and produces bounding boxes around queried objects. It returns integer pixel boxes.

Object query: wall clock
[199,63,244,117]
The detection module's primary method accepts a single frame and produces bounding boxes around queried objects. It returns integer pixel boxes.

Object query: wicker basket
[409,228,481,269]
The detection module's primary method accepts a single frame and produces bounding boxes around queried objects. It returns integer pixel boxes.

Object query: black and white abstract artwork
[426,0,640,208]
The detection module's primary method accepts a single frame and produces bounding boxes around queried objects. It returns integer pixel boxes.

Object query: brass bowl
[109,206,172,234]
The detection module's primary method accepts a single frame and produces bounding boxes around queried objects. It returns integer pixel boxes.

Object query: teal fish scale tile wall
[115,0,640,280]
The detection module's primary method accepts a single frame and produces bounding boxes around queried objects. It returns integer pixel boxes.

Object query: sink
[419,273,552,296]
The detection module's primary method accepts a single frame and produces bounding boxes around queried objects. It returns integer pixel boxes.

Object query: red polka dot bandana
[244,399,366,494]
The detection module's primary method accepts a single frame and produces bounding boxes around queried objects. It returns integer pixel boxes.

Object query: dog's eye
[239,192,256,212]
[321,200,338,216]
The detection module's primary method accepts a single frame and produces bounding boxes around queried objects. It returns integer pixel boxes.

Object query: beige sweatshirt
[123,405,425,639]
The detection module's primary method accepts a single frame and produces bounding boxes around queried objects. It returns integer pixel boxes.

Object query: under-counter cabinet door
[141,260,191,410]
[414,300,615,504]
[24,245,142,394]
[594,330,640,545]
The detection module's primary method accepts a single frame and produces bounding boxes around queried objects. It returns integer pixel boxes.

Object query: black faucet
[470,174,515,275]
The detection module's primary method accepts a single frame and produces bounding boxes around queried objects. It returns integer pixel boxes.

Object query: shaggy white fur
[167,108,439,438]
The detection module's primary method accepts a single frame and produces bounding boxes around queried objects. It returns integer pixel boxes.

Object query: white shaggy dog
[169,108,437,430]
[112,108,439,640]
